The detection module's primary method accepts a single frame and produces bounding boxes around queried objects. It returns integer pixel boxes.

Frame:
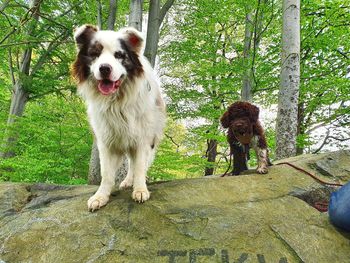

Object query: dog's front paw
[87,194,109,212]
[132,187,150,203]
[256,166,268,174]
[119,178,133,190]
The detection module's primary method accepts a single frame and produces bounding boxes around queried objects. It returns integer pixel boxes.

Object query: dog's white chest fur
[83,79,164,153]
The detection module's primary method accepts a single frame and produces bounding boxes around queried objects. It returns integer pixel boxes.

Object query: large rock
[314,150,350,181]
[0,151,349,263]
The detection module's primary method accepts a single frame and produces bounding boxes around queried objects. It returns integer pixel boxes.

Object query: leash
[275,162,344,213]
[220,158,342,212]
[313,202,329,212]
[221,154,232,177]
[275,162,344,187]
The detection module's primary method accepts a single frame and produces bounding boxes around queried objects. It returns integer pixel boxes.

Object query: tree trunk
[296,102,304,155]
[275,0,300,159]
[129,0,143,31]
[0,84,28,158]
[107,0,117,30]
[241,0,267,102]
[88,0,119,185]
[241,12,254,102]
[88,140,101,185]
[0,0,40,159]
[144,0,174,67]
[159,0,175,24]
[88,140,129,185]
[144,0,160,67]
[205,139,218,176]
[253,0,266,52]
[96,0,103,29]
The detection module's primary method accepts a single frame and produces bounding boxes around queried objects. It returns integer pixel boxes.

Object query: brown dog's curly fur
[221,101,270,175]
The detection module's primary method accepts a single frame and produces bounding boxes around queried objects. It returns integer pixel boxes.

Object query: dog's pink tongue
[98,80,118,95]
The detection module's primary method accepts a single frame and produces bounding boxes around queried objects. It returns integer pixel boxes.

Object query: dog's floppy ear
[73,24,98,50]
[72,25,98,83]
[249,104,260,123]
[120,27,144,54]
[227,102,241,121]
[220,111,231,128]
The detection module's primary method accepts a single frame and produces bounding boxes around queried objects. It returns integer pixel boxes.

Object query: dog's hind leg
[87,147,123,211]
[129,146,152,203]
[119,157,134,189]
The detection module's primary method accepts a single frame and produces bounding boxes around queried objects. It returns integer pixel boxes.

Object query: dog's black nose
[99,64,112,78]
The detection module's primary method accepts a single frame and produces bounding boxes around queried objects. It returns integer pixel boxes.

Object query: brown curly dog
[220,101,271,175]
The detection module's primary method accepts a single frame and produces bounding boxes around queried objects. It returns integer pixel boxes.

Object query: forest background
[0,0,349,185]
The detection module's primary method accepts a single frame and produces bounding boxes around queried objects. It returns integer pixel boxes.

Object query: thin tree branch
[16,0,83,19]
[36,11,70,30]
[301,64,346,81]
[257,0,275,38]
[57,1,85,18]
[0,1,40,45]
[0,0,10,12]
[159,0,175,25]
[15,0,82,30]
[0,10,13,26]
[312,129,330,154]
[164,132,180,151]
[327,136,350,142]
[28,87,75,100]
[251,0,262,89]
[0,28,17,46]
[0,39,73,48]
[306,106,350,134]
[16,49,20,70]
[336,48,349,59]
[30,30,71,76]
[8,48,16,88]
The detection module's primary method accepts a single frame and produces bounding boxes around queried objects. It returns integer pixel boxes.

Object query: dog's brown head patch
[72,25,98,83]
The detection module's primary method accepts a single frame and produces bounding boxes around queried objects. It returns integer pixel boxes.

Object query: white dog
[72,25,166,211]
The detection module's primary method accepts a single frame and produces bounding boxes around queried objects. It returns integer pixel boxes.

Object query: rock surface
[0,151,349,263]
[314,150,350,181]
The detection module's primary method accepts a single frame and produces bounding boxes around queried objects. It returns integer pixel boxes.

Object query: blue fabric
[329,181,350,231]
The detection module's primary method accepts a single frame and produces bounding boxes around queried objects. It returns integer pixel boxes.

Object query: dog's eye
[88,51,100,58]
[114,51,125,59]
[88,48,102,59]
[87,43,103,58]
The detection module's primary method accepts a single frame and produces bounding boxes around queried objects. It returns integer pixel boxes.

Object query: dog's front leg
[232,144,248,175]
[130,147,150,203]
[254,145,268,174]
[87,147,123,211]
[252,125,269,174]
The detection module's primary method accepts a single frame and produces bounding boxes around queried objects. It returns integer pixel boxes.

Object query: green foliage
[149,117,206,180]
[0,94,91,184]
[298,0,350,152]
